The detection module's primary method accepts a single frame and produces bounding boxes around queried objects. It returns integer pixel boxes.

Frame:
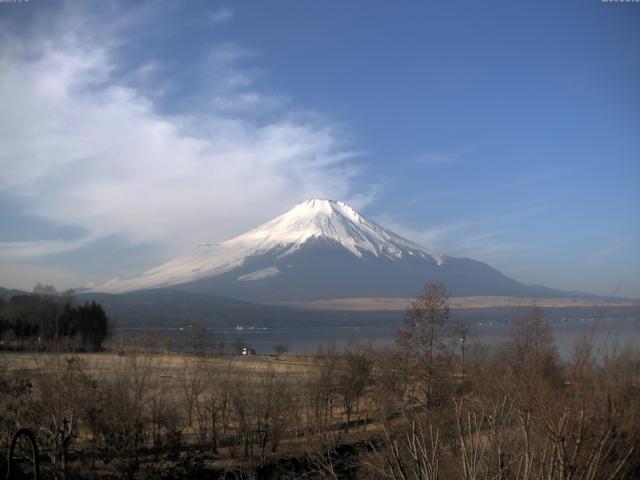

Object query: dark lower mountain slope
[78,288,388,329]
[172,237,570,302]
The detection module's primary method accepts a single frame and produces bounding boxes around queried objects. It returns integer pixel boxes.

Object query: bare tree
[337,345,372,432]
[306,344,339,430]
[370,346,411,421]
[273,343,288,356]
[183,322,209,355]
[396,283,451,405]
[229,375,256,459]
[178,360,205,427]
[372,415,441,480]
[201,359,234,453]
[253,367,294,464]
[31,355,92,478]
[506,306,561,383]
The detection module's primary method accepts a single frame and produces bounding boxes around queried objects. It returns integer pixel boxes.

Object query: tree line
[0,283,109,351]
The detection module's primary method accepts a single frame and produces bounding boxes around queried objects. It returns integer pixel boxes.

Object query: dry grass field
[1,304,639,479]
[281,296,640,311]
[1,348,385,478]
[0,350,317,379]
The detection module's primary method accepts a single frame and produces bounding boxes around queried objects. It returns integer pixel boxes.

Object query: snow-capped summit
[91,199,559,301]
[231,199,437,260]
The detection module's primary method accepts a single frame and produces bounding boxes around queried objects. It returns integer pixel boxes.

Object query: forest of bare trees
[1,284,638,479]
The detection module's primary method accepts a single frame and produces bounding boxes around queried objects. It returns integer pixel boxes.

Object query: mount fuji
[91,199,566,302]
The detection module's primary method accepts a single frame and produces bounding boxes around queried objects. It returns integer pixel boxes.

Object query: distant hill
[0,286,400,329]
[0,287,28,301]
[78,289,638,330]
[77,288,395,329]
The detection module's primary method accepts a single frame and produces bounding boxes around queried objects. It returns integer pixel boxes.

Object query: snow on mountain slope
[237,267,280,282]
[236,199,436,259]
[93,199,442,294]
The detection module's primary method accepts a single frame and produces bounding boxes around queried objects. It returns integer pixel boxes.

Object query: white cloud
[0,237,96,260]
[594,238,626,259]
[376,216,532,267]
[209,6,233,24]
[0,5,367,269]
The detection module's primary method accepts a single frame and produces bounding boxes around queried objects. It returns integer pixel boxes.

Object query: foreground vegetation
[1,285,639,479]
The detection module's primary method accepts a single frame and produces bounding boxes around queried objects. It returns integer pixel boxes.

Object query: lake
[113,312,640,359]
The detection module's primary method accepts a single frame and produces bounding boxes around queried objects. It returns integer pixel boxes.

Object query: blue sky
[0,0,638,297]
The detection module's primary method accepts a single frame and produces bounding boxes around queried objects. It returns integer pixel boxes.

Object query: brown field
[1,305,639,479]
[279,295,640,311]
[0,350,316,378]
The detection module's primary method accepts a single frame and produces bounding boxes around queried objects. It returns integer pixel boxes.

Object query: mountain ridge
[89,199,587,301]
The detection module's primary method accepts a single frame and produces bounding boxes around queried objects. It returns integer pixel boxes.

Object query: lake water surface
[222,318,639,358]
[115,315,640,359]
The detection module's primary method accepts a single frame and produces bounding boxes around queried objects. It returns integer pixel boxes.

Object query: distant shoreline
[278,296,640,311]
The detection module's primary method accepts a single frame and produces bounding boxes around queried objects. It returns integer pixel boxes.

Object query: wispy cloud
[496,168,568,192]
[411,148,472,167]
[209,6,233,25]
[501,198,554,220]
[595,238,626,258]
[411,152,459,166]
[0,237,96,260]
[376,216,534,267]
